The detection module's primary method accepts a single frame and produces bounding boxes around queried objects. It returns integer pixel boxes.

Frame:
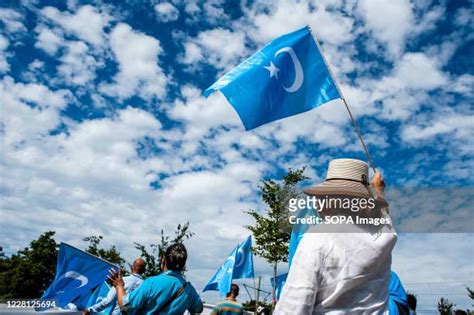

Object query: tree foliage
[134,222,194,277]
[245,167,308,264]
[245,167,308,305]
[438,297,455,315]
[0,225,194,298]
[468,287,474,300]
[82,235,126,270]
[0,231,58,299]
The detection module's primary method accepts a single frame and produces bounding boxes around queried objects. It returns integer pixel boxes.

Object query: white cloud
[180,41,203,65]
[0,79,268,285]
[180,28,247,71]
[168,85,241,140]
[401,113,474,156]
[0,8,26,33]
[357,0,414,57]
[394,53,446,89]
[154,2,179,22]
[182,0,228,25]
[455,7,474,28]
[57,40,103,85]
[352,52,447,121]
[245,0,354,46]
[0,94,166,250]
[202,0,228,24]
[0,35,9,73]
[0,76,70,146]
[100,23,168,100]
[41,5,109,46]
[449,74,474,96]
[35,26,64,56]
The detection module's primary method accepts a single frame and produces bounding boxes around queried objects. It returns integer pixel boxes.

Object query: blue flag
[203,235,254,296]
[41,243,118,309]
[72,281,113,313]
[205,26,341,130]
[388,271,408,314]
[289,207,316,266]
[270,273,288,301]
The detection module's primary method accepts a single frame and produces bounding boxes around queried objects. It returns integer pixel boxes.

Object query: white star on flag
[264,61,280,78]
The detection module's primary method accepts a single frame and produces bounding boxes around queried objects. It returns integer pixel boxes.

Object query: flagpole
[253,276,258,315]
[309,27,377,173]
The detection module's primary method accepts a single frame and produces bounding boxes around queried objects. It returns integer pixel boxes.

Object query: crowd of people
[89,159,428,314]
[89,243,245,314]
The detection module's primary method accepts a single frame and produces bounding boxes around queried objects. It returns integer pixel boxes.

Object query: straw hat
[304,158,388,207]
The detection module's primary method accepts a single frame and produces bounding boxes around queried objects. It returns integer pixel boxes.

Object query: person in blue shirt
[87,258,146,314]
[109,243,203,314]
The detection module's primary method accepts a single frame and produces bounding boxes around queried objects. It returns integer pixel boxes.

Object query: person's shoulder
[123,274,135,284]
[299,229,330,249]
[141,273,169,285]
[184,281,200,296]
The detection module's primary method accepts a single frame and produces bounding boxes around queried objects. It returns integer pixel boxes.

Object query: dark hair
[164,243,187,272]
[454,311,468,315]
[406,294,417,311]
[227,283,239,297]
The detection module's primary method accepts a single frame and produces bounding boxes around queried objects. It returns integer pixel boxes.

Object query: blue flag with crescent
[204,25,341,130]
[203,235,254,296]
[41,243,118,309]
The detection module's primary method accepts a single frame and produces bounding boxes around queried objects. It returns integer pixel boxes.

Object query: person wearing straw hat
[274,158,397,315]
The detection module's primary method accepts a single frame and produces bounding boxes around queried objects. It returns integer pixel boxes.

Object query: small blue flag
[289,207,316,266]
[203,235,254,296]
[41,243,118,309]
[205,26,341,130]
[388,271,408,315]
[270,273,288,301]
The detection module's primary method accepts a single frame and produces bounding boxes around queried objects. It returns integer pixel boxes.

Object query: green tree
[134,222,194,277]
[82,235,126,270]
[245,167,308,307]
[0,231,58,299]
[438,297,455,315]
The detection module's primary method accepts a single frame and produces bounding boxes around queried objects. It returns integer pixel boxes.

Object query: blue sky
[0,0,473,312]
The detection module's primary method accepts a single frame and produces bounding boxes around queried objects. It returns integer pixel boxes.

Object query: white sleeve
[274,236,320,315]
[88,286,117,312]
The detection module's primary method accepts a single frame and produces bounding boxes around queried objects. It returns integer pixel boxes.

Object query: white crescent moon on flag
[234,248,245,268]
[275,47,304,93]
[56,271,89,290]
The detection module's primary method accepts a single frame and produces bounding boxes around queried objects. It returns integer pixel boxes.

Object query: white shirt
[275,221,397,315]
[89,273,144,314]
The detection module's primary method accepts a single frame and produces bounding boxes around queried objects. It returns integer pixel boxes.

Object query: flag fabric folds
[270,273,288,301]
[203,235,254,296]
[72,281,113,313]
[204,26,341,130]
[41,243,118,309]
